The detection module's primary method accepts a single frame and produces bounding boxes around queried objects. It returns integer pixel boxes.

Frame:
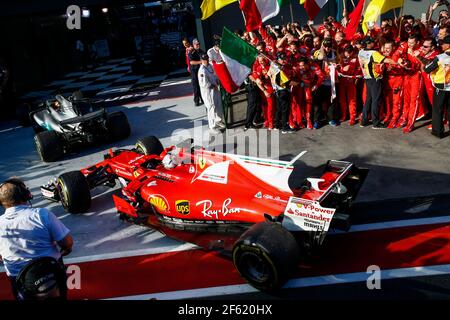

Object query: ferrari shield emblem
[198,155,207,170]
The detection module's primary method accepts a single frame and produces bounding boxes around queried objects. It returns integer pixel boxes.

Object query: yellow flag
[201,0,237,20]
[299,0,307,4]
[363,0,404,34]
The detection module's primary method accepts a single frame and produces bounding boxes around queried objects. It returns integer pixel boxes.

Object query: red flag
[304,0,329,20]
[345,0,365,41]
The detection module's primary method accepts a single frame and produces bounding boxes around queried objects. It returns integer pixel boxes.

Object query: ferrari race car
[28,92,130,162]
[41,136,368,291]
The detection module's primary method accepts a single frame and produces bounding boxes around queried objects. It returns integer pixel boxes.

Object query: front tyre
[135,136,164,155]
[107,111,131,141]
[232,222,300,292]
[56,171,91,213]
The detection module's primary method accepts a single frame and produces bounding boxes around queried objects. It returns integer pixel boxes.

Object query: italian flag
[304,0,329,20]
[239,0,286,32]
[213,27,258,94]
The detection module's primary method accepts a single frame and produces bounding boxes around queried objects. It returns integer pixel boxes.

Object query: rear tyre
[232,222,300,292]
[107,111,131,141]
[34,131,64,162]
[16,103,31,127]
[56,171,91,214]
[135,136,164,155]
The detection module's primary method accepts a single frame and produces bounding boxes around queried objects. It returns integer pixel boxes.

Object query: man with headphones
[0,177,73,300]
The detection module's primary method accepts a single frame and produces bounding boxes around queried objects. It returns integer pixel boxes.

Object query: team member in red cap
[397,35,425,133]
[252,55,276,129]
[297,57,325,129]
[415,38,441,107]
[382,41,405,128]
[337,44,360,125]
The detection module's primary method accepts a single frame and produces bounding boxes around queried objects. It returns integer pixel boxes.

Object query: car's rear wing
[285,160,369,233]
[59,109,105,125]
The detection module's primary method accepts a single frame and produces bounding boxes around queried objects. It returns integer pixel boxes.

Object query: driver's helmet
[162,152,179,169]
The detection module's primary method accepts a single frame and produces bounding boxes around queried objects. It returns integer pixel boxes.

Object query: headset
[0,178,33,207]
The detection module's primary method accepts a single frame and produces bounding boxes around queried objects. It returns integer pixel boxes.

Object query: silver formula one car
[31,92,131,162]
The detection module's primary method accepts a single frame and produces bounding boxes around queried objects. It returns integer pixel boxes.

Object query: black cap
[200,53,209,60]
[344,44,354,52]
[277,52,287,60]
[323,38,333,47]
[362,36,375,44]
[443,35,450,45]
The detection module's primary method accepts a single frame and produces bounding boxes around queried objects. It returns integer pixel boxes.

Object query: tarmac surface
[0,73,450,300]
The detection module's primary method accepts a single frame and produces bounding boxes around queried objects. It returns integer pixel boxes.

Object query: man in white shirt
[0,178,73,299]
[198,54,226,134]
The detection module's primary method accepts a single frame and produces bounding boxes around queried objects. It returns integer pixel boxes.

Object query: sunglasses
[423,45,431,48]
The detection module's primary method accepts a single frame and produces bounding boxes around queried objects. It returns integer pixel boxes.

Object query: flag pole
[237,0,247,30]
[350,0,356,8]
[290,1,294,23]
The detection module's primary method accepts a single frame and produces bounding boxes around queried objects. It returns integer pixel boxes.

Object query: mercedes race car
[41,136,368,291]
[28,92,130,162]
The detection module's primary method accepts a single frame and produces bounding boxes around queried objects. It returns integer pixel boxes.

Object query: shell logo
[149,194,169,213]
[296,203,304,209]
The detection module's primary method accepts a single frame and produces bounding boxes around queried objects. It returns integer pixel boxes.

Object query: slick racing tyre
[56,171,91,214]
[232,222,300,292]
[107,111,131,141]
[34,131,64,162]
[135,136,164,155]
[16,103,31,127]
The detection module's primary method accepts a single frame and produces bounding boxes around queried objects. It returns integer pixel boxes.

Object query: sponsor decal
[128,155,145,165]
[114,168,132,177]
[175,200,190,215]
[195,161,229,184]
[195,198,241,219]
[189,165,195,174]
[146,180,157,187]
[254,191,286,203]
[148,194,170,213]
[282,197,336,232]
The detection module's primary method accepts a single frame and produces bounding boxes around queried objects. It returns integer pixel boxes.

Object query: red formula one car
[41,136,368,291]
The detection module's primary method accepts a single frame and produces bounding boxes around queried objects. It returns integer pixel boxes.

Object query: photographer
[0,178,73,300]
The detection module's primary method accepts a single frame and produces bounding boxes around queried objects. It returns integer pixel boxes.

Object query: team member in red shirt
[253,56,276,129]
[382,41,405,128]
[415,38,441,107]
[182,38,192,74]
[397,35,425,133]
[337,45,360,125]
[297,57,325,129]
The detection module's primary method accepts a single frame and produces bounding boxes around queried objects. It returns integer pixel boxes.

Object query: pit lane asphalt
[1,76,450,299]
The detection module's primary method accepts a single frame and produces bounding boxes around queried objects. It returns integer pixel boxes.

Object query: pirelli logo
[175,200,190,215]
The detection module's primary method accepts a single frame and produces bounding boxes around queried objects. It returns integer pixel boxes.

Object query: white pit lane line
[1,215,449,292]
[0,126,23,134]
[107,264,450,300]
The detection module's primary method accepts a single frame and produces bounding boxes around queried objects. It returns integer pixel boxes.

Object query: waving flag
[304,0,329,20]
[213,27,259,93]
[345,0,365,40]
[239,0,285,31]
[363,0,404,33]
[200,0,238,20]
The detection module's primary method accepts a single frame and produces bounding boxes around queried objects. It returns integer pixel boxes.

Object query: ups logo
[175,200,190,215]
